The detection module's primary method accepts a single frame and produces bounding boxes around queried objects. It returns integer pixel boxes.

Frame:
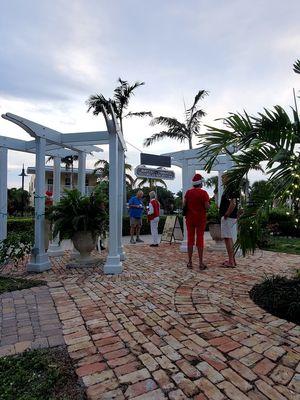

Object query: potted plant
[49,189,107,264]
[207,201,222,242]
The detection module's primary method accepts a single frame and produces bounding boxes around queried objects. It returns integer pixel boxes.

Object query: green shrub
[249,275,300,325]
[266,208,300,237]
[7,218,34,234]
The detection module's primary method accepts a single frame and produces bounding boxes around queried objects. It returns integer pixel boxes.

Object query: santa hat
[192,173,203,185]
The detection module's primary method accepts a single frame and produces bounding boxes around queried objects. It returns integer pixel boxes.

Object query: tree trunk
[188,136,193,149]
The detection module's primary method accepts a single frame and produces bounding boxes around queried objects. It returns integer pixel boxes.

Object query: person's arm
[128,198,140,208]
[204,191,210,210]
[224,198,236,219]
[148,202,154,215]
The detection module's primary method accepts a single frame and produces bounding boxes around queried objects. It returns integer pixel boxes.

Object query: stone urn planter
[209,223,222,241]
[208,223,225,250]
[72,231,97,264]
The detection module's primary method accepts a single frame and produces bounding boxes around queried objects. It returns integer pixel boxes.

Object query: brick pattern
[1,245,300,399]
[0,285,64,356]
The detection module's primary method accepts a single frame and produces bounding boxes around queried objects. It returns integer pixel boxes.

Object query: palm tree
[198,59,300,254]
[87,78,152,133]
[134,177,167,189]
[144,90,208,149]
[94,159,134,188]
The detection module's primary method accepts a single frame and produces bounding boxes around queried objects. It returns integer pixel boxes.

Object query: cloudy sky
[0,0,299,193]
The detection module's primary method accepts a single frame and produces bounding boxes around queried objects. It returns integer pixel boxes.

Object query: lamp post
[18,164,27,217]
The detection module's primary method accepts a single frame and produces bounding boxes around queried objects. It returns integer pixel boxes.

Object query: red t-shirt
[185,187,209,226]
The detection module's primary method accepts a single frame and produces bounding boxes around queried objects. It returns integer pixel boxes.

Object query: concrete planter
[71,231,97,264]
[209,223,222,241]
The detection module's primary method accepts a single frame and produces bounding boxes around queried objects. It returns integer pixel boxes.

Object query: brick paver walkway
[1,244,300,399]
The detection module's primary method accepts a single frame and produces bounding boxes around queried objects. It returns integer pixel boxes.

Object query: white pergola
[0,106,125,274]
[163,148,234,252]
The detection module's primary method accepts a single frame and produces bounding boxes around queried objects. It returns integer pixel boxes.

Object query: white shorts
[221,217,237,241]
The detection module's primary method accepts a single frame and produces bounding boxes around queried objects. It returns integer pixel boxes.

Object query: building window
[65,177,71,186]
[47,178,53,185]
[85,176,89,186]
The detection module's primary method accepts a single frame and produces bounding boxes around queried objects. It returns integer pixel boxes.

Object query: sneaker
[150,244,159,247]
[136,237,144,243]
[130,238,136,244]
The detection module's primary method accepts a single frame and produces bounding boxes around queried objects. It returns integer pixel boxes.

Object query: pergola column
[103,128,122,274]
[47,156,64,256]
[27,137,51,272]
[118,144,125,261]
[0,147,8,241]
[78,151,86,195]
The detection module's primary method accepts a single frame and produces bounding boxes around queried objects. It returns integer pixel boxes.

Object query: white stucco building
[27,166,100,205]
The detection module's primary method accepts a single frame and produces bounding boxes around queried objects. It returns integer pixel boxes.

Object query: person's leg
[186,221,195,267]
[136,219,144,242]
[130,219,136,243]
[153,218,159,245]
[196,227,206,269]
[224,238,235,266]
[150,219,158,245]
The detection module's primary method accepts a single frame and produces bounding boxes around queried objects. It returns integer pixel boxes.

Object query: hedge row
[7,216,183,237]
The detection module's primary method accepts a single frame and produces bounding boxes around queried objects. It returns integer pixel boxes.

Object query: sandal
[222,261,236,268]
[199,263,207,270]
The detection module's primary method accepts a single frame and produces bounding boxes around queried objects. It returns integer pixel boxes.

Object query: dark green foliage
[0,276,46,295]
[48,189,107,241]
[206,201,220,224]
[7,188,31,216]
[266,208,300,237]
[0,348,86,400]
[250,275,300,325]
[7,218,34,234]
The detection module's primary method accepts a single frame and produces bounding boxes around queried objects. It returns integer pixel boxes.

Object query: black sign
[140,153,171,167]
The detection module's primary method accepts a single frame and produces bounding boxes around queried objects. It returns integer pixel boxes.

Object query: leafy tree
[7,188,30,216]
[198,59,300,254]
[144,90,208,149]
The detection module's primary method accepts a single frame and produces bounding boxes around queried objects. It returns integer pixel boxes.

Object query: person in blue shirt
[128,190,144,244]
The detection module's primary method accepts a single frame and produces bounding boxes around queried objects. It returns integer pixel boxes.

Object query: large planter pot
[209,223,222,241]
[71,231,97,264]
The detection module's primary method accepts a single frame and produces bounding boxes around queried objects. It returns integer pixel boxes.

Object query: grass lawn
[0,347,86,400]
[0,276,46,295]
[263,236,300,255]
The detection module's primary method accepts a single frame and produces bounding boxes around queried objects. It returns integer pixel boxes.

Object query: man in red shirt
[183,173,210,270]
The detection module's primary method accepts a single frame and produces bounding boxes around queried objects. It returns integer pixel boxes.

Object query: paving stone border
[1,245,299,399]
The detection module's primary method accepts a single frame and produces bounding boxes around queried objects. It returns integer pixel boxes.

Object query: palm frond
[144,130,188,147]
[124,111,153,118]
[293,59,300,74]
[187,90,209,112]
[86,94,110,115]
